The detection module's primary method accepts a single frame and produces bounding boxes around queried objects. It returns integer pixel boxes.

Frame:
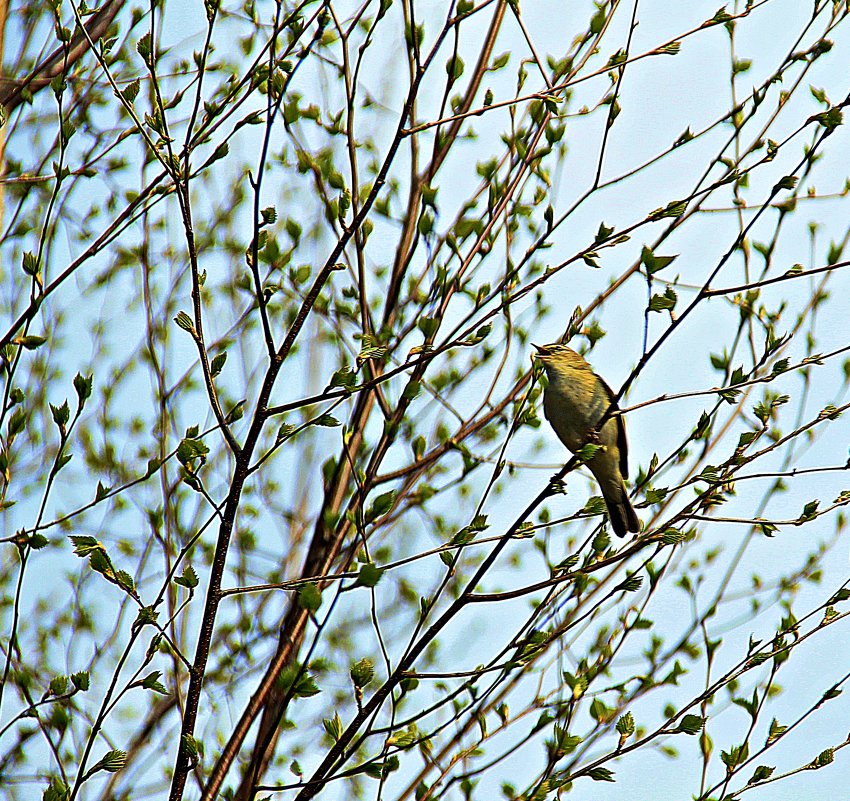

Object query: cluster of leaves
[1,2,850,801]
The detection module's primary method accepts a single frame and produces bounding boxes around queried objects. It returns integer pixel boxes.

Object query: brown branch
[211,11,511,794]
[382,0,507,323]
[200,10,466,796]
[703,258,850,296]
[169,258,346,801]
[0,0,125,112]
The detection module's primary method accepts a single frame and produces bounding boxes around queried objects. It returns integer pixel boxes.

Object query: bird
[533,343,639,538]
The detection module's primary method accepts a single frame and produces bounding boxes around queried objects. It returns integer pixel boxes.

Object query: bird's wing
[596,373,629,480]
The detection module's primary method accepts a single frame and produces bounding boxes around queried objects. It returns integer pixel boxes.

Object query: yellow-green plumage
[534,343,639,538]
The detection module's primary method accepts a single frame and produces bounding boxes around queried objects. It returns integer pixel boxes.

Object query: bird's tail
[603,483,640,538]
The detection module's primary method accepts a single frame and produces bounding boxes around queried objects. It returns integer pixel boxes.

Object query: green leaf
[7,408,26,437]
[556,554,580,571]
[661,529,685,545]
[747,765,775,785]
[771,358,790,376]
[120,78,140,104]
[703,7,733,27]
[43,778,69,801]
[330,365,357,389]
[463,322,492,345]
[451,526,476,546]
[658,41,681,56]
[402,381,421,401]
[22,251,39,276]
[583,496,607,518]
[292,672,320,698]
[721,742,749,770]
[797,499,819,523]
[663,660,686,685]
[276,423,296,442]
[732,689,758,720]
[589,697,612,723]
[175,565,199,589]
[210,352,227,377]
[411,435,426,460]
[71,671,90,691]
[644,486,668,504]
[445,54,464,81]
[697,465,719,483]
[225,399,245,423]
[365,490,395,524]
[114,570,135,593]
[323,711,343,741]
[648,287,677,313]
[676,714,705,734]
[589,6,606,33]
[353,563,384,589]
[577,443,603,463]
[173,311,195,333]
[595,222,614,243]
[648,199,687,220]
[176,438,209,466]
[810,107,843,133]
[747,652,770,668]
[615,711,635,736]
[136,32,153,64]
[828,588,850,603]
[640,246,678,274]
[74,373,93,406]
[358,755,400,779]
[582,251,600,268]
[357,337,386,364]
[591,528,610,553]
[350,658,375,688]
[16,335,47,350]
[70,535,102,558]
[298,582,322,612]
[50,400,70,429]
[616,575,643,592]
[451,514,489,546]
[766,717,787,744]
[387,725,420,749]
[182,734,203,758]
[28,532,48,549]
[139,671,168,694]
[93,748,127,773]
[400,673,419,693]
[418,316,439,339]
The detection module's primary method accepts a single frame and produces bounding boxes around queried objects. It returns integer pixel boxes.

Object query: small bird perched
[533,343,639,538]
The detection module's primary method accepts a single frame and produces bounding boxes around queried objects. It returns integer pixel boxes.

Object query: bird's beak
[532,343,546,355]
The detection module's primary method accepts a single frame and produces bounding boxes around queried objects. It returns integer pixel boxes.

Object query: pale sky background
[3,1,850,799]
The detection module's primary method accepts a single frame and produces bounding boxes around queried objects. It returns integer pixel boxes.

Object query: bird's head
[532,343,587,372]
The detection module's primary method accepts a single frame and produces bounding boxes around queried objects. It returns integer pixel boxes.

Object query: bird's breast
[543,372,593,451]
